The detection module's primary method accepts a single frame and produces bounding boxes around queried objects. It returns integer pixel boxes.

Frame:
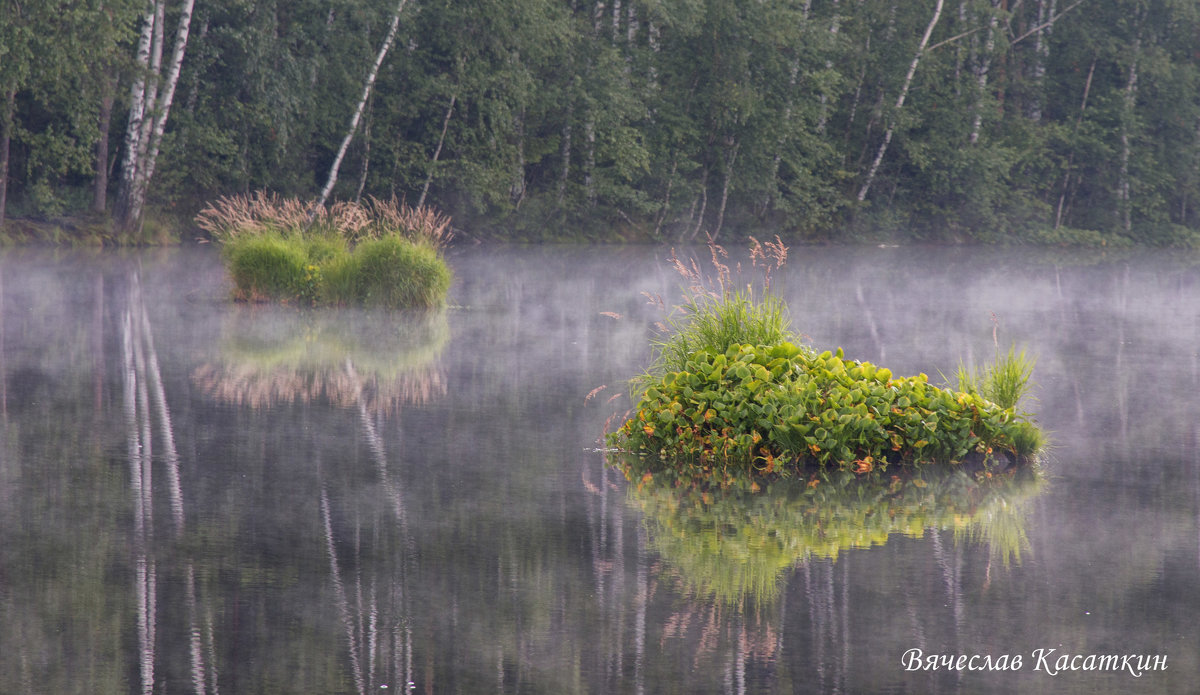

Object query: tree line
[3,0,1199,244]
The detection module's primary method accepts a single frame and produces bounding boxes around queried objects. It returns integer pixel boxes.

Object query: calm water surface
[0,243,1197,694]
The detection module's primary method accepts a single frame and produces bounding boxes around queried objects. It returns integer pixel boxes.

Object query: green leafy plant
[609,342,1041,483]
[609,239,1045,484]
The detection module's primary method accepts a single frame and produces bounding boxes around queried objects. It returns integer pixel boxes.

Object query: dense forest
[3,0,1200,244]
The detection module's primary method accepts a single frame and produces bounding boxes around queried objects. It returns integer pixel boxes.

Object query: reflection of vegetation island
[606,239,1045,484]
[192,308,448,413]
[616,460,1043,605]
[196,193,453,309]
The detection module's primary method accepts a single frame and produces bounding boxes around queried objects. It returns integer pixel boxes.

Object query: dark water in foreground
[0,243,1197,694]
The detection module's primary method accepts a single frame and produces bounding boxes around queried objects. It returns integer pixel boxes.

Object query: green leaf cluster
[620,462,1042,605]
[609,341,1043,483]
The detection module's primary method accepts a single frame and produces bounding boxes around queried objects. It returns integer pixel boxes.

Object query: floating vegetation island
[196,193,453,309]
[606,239,1045,486]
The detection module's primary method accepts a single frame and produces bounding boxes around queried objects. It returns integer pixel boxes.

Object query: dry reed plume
[666,234,789,308]
[196,192,453,248]
[191,363,447,415]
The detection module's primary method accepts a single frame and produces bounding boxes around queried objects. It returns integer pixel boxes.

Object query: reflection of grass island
[192,308,448,414]
[617,461,1042,605]
[196,193,452,309]
[607,239,1045,484]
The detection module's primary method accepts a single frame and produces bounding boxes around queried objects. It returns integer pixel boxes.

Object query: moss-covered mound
[608,341,1043,482]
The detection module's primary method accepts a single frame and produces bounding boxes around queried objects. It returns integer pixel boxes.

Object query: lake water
[0,243,1197,694]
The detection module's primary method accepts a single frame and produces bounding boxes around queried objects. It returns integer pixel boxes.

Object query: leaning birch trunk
[857,0,944,202]
[712,138,738,242]
[314,0,409,212]
[114,0,195,237]
[417,93,456,209]
[1054,56,1095,229]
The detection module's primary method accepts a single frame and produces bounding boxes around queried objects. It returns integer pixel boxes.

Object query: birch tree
[968,1,1000,145]
[1117,15,1143,235]
[113,0,196,237]
[857,0,945,202]
[315,0,410,211]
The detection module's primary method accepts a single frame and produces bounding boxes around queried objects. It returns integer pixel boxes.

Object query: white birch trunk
[0,89,14,229]
[766,60,802,211]
[113,0,156,228]
[510,106,527,206]
[315,0,410,211]
[857,0,944,202]
[140,0,195,205]
[712,138,738,242]
[584,116,596,207]
[115,0,195,235]
[558,105,572,206]
[968,2,999,144]
[816,0,839,133]
[1028,0,1057,122]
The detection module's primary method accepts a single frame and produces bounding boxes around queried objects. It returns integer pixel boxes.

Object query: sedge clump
[196,192,452,309]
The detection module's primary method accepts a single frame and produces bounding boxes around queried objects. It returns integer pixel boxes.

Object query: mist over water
[0,243,1197,694]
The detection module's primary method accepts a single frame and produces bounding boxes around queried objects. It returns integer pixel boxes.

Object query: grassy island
[607,239,1044,484]
[196,193,453,308]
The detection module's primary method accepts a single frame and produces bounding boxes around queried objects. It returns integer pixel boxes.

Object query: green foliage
[609,342,1044,483]
[647,290,792,385]
[223,232,313,302]
[328,237,452,309]
[954,345,1037,410]
[214,195,453,308]
[223,232,451,309]
[12,0,1200,244]
[620,463,1043,604]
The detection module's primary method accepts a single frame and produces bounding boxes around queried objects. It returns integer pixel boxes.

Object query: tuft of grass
[201,192,453,308]
[955,345,1037,410]
[223,232,310,302]
[196,192,452,248]
[640,237,795,391]
[1004,420,1046,457]
[651,290,793,377]
[329,237,452,309]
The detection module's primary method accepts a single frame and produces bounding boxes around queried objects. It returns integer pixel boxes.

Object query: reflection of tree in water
[121,274,446,694]
[601,460,1042,691]
[191,307,448,414]
[197,306,448,693]
[121,269,219,694]
[318,357,420,694]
